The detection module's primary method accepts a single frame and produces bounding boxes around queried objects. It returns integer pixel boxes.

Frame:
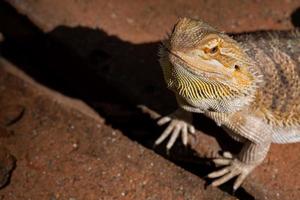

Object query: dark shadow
[0,1,252,199]
[291,7,300,27]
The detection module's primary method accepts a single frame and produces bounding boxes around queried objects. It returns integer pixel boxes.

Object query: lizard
[155,17,300,190]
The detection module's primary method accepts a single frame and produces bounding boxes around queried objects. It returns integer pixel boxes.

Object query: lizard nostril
[234,65,240,71]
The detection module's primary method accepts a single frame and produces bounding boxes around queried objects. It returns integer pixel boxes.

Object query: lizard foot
[207,153,256,190]
[155,110,195,150]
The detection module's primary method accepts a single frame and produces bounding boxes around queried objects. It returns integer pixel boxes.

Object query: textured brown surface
[0,0,300,199]
[7,0,299,42]
[0,59,234,199]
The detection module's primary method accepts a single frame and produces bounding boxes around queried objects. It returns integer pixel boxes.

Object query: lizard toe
[208,158,255,189]
[156,118,195,149]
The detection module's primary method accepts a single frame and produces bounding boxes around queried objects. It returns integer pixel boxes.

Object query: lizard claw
[155,114,195,150]
[207,156,256,190]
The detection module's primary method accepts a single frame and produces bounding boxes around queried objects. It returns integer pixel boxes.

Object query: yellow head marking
[160,18,262,103]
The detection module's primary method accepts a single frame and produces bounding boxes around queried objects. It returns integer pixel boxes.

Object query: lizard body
[237,30,300,143]
[156,18,300,190]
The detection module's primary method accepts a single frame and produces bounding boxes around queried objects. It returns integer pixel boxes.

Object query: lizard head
[159,18,262,112]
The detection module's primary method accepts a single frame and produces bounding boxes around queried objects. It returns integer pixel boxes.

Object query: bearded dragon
[156,18,300,190]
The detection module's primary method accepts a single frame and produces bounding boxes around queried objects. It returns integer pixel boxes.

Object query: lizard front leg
[155,108,195,150]
[208,139,271,190]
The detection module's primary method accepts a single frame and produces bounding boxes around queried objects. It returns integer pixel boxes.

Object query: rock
[0,58,235,199]
[1,0,300,199]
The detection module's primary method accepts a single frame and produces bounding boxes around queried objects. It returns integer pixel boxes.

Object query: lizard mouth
[159,43,255,102]
[160,44,233,101]
[161,43,228,79]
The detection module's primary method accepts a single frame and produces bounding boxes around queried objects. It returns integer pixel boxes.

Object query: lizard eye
[209,46,218,54]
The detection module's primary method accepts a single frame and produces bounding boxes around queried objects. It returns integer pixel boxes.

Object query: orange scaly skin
[156,18,300,190]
